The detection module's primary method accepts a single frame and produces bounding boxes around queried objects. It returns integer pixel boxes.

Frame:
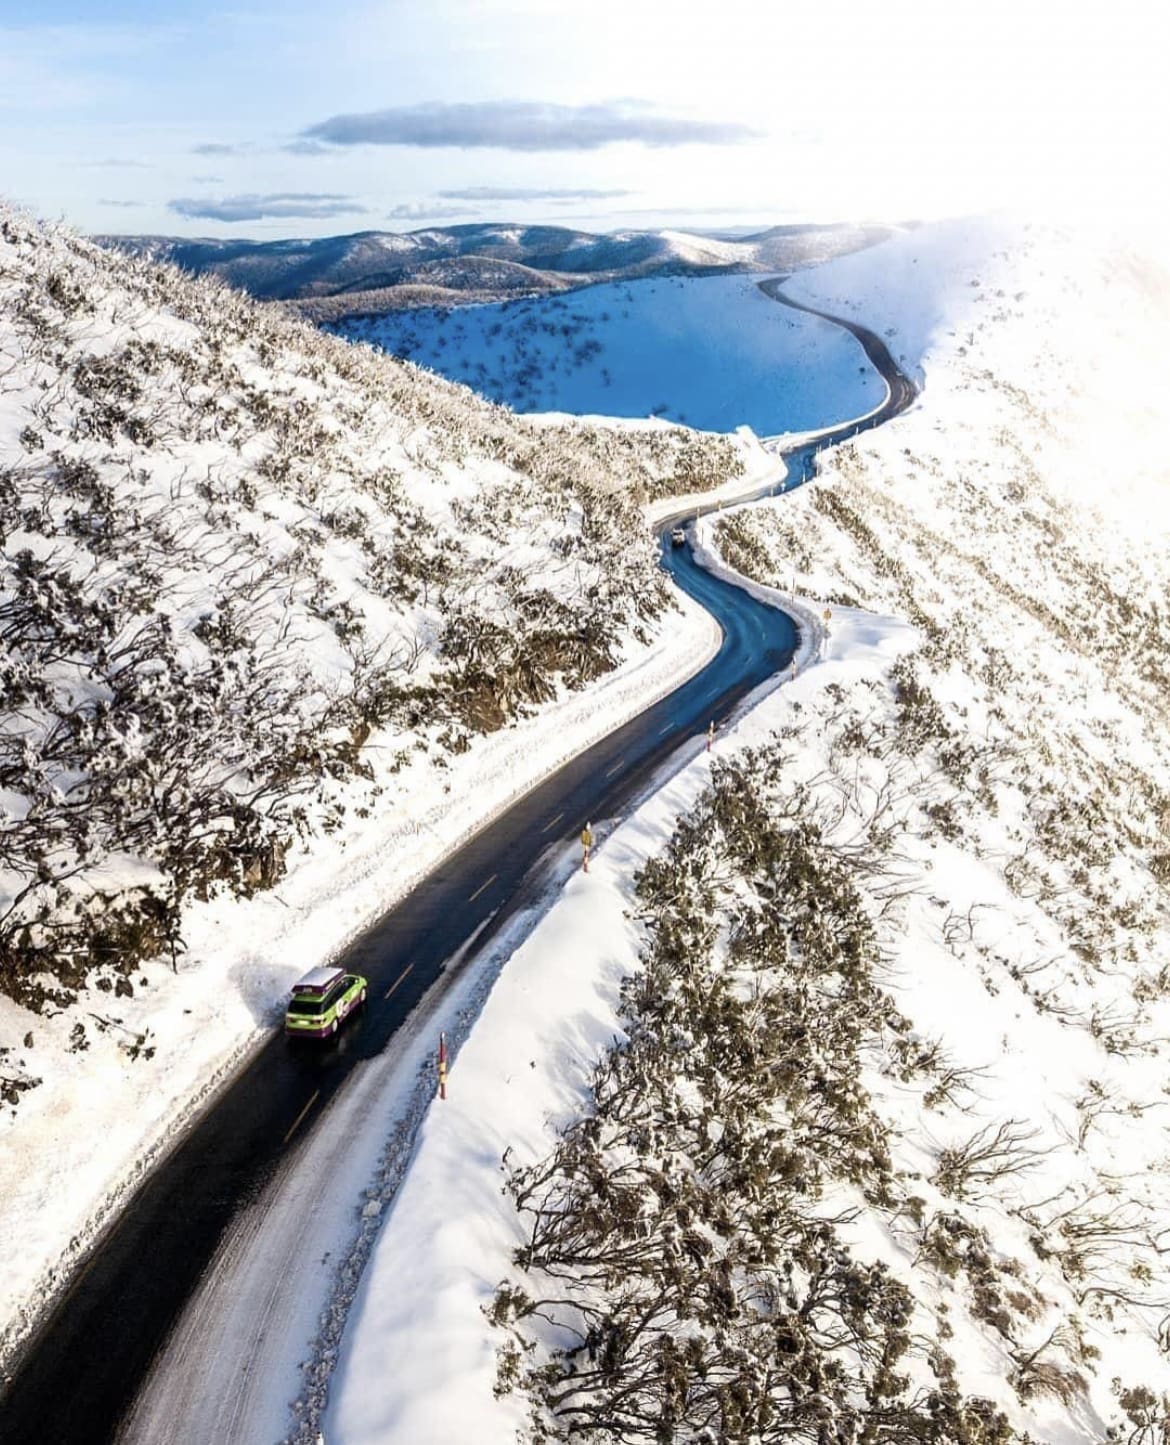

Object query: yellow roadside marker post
[580,821,594,873]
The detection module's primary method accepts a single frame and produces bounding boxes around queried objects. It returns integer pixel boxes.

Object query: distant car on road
[285,965,367,1038]
[670,526,687,548]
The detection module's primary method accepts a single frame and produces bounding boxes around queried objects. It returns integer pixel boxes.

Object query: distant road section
[758,276,917,427]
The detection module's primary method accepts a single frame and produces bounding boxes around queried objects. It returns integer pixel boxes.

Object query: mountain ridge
[96,220,898,321]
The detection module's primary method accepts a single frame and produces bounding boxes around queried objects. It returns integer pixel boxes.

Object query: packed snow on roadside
[334,273,886,435]
[325,217,1170,1444]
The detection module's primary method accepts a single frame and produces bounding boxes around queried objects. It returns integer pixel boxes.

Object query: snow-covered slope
[327,218,1170,1445]
[0,206,761,1013]
[0,206,771,1364]
[785,213,1170,529]
[335,274,886,433]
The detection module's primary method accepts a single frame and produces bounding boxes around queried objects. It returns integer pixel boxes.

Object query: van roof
[291,965,345,994]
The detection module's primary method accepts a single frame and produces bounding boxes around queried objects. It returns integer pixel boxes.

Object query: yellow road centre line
[468,873,497,903]
[540,811,565,834]
[384,962,413,1000]
[282,1089,320,1147]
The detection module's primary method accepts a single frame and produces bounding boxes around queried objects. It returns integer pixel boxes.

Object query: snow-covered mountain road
[757,277,917,431]
[0,287,915,1445]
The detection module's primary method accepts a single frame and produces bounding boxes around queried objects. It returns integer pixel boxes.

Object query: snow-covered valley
[335,272,887,434]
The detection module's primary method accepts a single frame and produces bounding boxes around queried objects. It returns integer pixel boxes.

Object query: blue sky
[0,0,1163,238]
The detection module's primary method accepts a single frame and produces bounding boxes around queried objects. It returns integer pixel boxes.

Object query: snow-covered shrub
[491,744,1016,1444]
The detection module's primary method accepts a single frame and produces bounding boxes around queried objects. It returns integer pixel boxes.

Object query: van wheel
[330,1018,338,1035]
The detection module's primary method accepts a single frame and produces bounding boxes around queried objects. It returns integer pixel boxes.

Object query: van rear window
[289,979,345,1013]
[287,995,332,1017]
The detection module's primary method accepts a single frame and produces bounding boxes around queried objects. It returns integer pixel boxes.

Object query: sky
[0,0,1165,239]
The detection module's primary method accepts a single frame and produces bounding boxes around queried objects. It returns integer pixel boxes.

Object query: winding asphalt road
[0,282,915,1444]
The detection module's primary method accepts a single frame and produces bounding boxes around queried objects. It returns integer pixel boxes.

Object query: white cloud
[169,192,368,222]
[385,201,477,220]
[302,100,759,152]
[438,186,632,201]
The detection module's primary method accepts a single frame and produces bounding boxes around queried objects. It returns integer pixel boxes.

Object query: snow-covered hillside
[0,207,771,1365]
[0,207,760,1014]
[335,273,886,433]
[100,220,895,321]
[784,214,1170,529]
[327,219,1170,1445]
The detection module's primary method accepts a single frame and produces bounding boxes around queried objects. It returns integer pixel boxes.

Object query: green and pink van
[284,966,368,1039]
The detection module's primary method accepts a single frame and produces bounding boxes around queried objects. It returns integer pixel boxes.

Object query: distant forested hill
[96,220,897,322]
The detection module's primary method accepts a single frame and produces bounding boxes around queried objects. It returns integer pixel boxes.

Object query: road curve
[0,283,916,1445]
[756,276,918,432]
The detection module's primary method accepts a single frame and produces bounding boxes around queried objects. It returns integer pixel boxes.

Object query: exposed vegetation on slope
[491,745,1018,1444]
[684,355,1170,1430]
[0,208,745,1010]
[492,651,1170,1438]
[715,432,1170,998]
[490,228,1170,1440]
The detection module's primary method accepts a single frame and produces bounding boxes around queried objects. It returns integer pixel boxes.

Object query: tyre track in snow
[0,281,916,1445]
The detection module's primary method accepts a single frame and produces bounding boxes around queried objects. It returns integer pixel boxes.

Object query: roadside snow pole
[438,1032,448,1100]
[580,821,594,873]
[707,720,715,752]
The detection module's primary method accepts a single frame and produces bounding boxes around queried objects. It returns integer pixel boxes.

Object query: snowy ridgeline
[333,273,886,435]
[0,207,754,1023]
[328,221,1170,1444]
[100,219,896,324]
